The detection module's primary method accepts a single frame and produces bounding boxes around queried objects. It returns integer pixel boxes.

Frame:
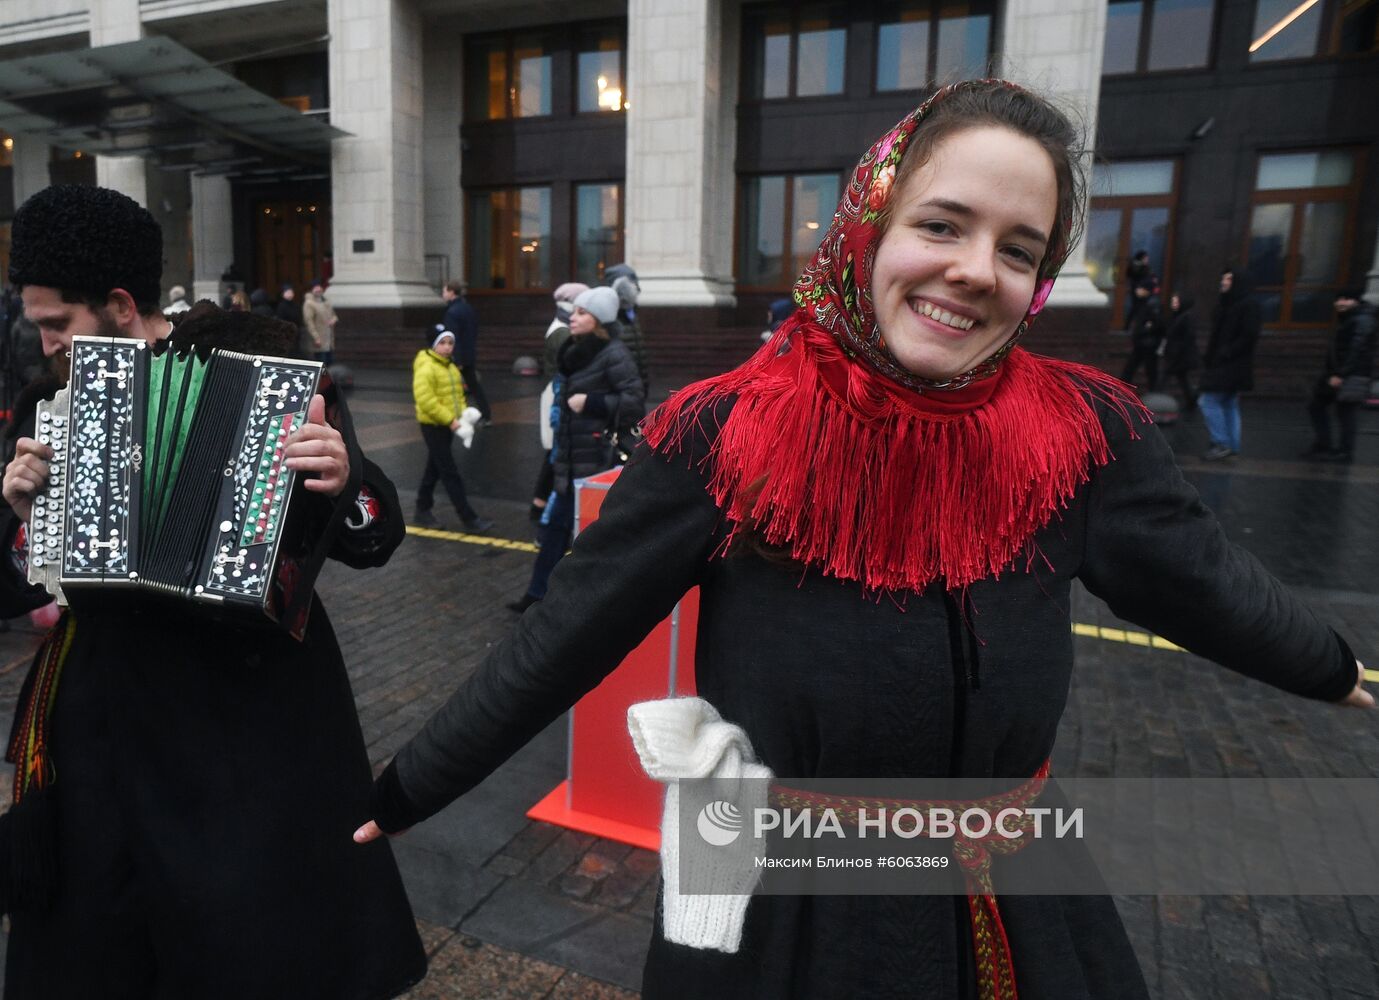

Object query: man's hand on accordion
[3,437,53,523]
[285,394,350,497]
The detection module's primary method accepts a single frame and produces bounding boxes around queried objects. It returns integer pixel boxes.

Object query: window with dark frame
[466,187,553,290]
[1248,0,1378,61]
[743,4,848,100]
[1102,0,1215,75]
[465,33,554,121]
[1245,149,1363,326]
[574,182,624,284]
[875,1,994,90]
[738,172,841,288]
[577,25,626,113]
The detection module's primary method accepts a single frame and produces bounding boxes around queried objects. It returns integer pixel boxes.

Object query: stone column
[11,137,50,207]
[999,0,1108,308]
[624,0,737,306]
[191,174,234,304]
[90,0,148,206]
[421,28,463,292]
[326,0,437,308]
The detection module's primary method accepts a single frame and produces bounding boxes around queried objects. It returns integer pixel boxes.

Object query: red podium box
[526,467,698,851]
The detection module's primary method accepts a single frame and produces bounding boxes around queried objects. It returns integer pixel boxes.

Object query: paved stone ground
[0,368,1376,998]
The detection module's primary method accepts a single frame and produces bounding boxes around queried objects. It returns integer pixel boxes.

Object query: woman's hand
[1341,660,1374,708]
[567,393,588,414]
[285,394,350,496]
[2,438,53,523]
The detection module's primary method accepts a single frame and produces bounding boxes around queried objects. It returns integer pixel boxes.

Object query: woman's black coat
[1161,300,1200,375]
[553,333,645,492]
[372,391,1353,999]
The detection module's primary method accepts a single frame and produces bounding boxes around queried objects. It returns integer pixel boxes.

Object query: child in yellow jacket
[412,331,493,531]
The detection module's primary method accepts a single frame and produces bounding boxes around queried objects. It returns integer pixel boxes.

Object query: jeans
[1199,391,1241,452]
[416,423,478,522]
[526,491,574,600]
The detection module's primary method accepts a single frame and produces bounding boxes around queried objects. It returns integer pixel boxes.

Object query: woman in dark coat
[1198,269,1261,460]
[506,284,644,613]
[1160,291,1200,410]
[359,82,1367,999]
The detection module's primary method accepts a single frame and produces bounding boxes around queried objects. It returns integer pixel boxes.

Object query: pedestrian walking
[275,281,303,335]
[163,283,191,317]
[1198,268,1261,460]
[1120,291,1164,389]
[412,329,493,532]
[530,282,588,525]
[303,278,339,365]
[505,284,643,613]
[1303,288,1376,463]
[1160,291,1200,411]
[1122,249,1156,331]
[439,280,491,422]
[249,286,274,318]
[604,262,649,390]
[357,80,1369,1000]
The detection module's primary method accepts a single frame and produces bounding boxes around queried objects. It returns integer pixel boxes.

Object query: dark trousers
[459,365,491,420]
[531,453,554,502]
[1165,370,1196,409]
[526,491,574,600]
[1120,344,1159,389]
[1307,381,1359,457]
[416,423,477,522]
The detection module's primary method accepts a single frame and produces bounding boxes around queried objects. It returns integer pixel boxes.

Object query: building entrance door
[253,200,331,294]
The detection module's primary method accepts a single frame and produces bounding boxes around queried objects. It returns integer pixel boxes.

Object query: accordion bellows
[30,336,323,634]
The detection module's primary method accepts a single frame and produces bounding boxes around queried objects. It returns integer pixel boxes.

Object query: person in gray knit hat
[505,282,644,612]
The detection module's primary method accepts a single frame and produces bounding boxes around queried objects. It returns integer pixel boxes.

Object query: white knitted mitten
[629,697,773,953]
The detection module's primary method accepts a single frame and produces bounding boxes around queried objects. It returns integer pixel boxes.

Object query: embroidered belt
[770,759,1052,1000]
[6,612,76,803]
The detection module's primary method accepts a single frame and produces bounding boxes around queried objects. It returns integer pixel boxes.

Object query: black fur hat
[8,185,163,311]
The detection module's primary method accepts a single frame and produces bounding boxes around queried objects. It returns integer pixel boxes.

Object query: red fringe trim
[643,321,1147,594]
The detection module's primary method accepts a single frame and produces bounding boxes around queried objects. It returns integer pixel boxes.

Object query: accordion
[28,336,324,635]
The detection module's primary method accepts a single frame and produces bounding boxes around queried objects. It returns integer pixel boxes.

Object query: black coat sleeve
[374,430,722,831]
[1077,411,1355,702]
[1335,309,1376,378]
[601,342,646,426]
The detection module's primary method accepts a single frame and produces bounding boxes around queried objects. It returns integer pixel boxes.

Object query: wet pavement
[1,365,1377,999]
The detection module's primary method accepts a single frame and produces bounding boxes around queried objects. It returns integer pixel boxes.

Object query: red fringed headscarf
[643,81,1147,595]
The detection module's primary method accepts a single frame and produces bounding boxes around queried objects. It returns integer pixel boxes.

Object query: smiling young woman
[359,81,1369,1000]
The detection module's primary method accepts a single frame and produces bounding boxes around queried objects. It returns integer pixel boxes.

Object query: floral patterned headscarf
[792,80,1061,393]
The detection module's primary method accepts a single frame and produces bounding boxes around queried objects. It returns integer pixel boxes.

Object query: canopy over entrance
[0,35,345,182]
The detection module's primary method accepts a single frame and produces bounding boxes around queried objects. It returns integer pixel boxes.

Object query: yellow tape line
[406,524,540,553]
[1074,622,1379,682]
[402,531,1379,681]
[1071,622,1183,651]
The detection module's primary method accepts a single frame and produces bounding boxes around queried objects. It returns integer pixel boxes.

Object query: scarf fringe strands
[642,323,1146,595]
